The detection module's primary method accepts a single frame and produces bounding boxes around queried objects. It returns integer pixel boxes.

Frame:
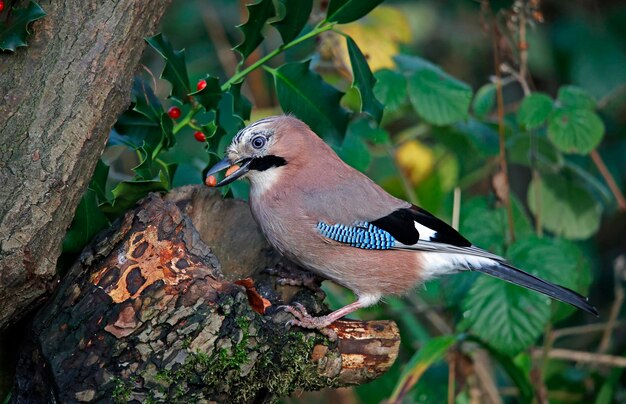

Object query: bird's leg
[264,261,323,291]
[281,294,379,340]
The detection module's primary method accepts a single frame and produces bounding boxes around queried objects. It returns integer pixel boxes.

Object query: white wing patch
[414,221,437,241]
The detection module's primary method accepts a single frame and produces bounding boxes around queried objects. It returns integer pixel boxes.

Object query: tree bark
[0,0,171,329]
[13,188,400,402]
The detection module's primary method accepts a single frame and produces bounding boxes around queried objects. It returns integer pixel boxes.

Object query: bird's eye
[251,135,266,149]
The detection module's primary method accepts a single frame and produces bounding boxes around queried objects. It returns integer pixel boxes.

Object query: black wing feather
[371,205,471,247]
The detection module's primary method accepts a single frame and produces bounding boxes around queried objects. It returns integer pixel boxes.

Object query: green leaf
[132,78,163,122]
[325,0,384,24]
[133,144,160,180]
[271,0,313,43]
[507,236,591,321]
[228,81,252,121]
[62,161,111,253]
[346,37,383,123]
[518,93,553,129]
[528,174,602,240]
[389,336,456,403]
[145,34,191,102]
[189,75,222,112]
[337,120,375,171]
[472,83,496,119]
[547,107,604,154]
[460,196,533,256]
[507,133,563,169]
[100,166,176,215]
[267,61,349,146]
[408,68,473,126]
[463,271,551,355]
[234,0,276,60]
[558,85,597,110]
[373,69,406,112]
[349,117,389,144]
[0,1,46,51]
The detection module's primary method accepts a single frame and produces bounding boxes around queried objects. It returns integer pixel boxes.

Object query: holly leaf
[228,81,252,121]
[0,0,46,52]
[267,60,349,146]
[374,69,406,112]
[547,107,604,154]
[325,0,384,24]
[407,65,472,126]
[528,174,602,240]
[271,0,313,44]
[100,166,177,215]
[347,37,383,123]
[518,93,553,129]
[189,75,222,112]
[132,78,163,122]
[62,160,111,253]
[145,34,191,102]
[234,0,276,60]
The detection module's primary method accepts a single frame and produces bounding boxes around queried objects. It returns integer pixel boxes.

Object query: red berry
[167,106,181,119]
[0,1,5,12]
[205,175,217,187]
[196,79,207,91]
[194,131,206,142]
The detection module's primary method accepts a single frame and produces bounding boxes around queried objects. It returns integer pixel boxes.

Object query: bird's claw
[278,303,338,340]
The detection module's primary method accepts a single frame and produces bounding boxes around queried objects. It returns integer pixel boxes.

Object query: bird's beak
[205,157,252,187]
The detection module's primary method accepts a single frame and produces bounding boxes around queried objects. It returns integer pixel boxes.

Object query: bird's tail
[473,261,598,316]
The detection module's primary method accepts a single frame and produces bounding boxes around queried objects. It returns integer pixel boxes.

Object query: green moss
[111,376,135,403]
[145,296,338,402]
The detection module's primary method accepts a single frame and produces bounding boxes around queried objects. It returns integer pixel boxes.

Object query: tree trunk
[0,0,171,329]
[12,187,400,402]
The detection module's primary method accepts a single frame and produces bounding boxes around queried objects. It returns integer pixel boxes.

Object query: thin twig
[552,320,626,340]
[532,348,626,368]
[597,83,626,110]
[472,350,502,404]
[491,12,516,242]
[590,150,626,211]
[448,351,456,404]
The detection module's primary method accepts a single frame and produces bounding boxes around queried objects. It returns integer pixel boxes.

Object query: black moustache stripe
[249,155,287,171]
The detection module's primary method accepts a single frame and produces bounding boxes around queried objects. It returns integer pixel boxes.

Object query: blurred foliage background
[4,0,626,402]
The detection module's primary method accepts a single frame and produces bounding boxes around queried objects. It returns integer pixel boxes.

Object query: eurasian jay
[206,115,597,329]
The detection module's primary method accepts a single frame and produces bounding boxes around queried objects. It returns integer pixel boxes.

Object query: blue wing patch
[316,221,396,250]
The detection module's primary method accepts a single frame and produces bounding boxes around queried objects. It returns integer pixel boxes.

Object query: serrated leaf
[528,174,602,240]
[133,143,160,180]
[189,75,222,112]
[408,68,472,126]
[558,85,596,110]
[374,69,406,112]
[271,0,312,43]
[463,272,551,355]
[518,93,553,129]
[234,0,276,60]
[547,108,604,154]
[389,336,457,403]
[507,236,591,321]
[228,82,252,121]
[111,111,162,149]
[460,196,532,256]
[145,34,191,102]
[0,0,46,51]
[325,0,384,24]
[472,83,496,119]
[267,60,349,145]
[346,37,383,123]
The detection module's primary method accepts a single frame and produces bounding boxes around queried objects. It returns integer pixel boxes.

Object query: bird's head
[205,115,313,188]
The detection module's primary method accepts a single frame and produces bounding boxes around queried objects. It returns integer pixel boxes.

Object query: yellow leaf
[396,140,435,185]
[318,6,412,75]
